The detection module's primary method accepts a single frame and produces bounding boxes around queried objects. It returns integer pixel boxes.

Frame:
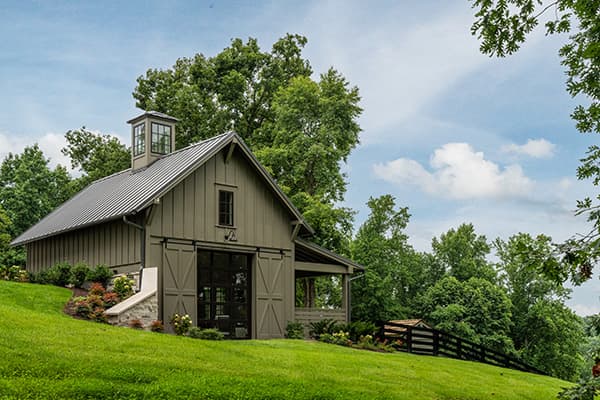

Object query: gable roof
[11,132,312,246]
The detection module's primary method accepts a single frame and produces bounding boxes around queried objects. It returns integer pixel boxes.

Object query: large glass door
[197,251,251,339]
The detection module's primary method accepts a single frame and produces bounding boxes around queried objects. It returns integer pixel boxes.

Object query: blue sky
[1,0,598,315]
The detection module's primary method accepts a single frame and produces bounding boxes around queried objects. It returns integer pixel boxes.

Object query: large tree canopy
[470,0,600,283]
[133,34,362,251]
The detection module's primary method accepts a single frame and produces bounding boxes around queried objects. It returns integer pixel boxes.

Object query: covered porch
[293,239,363,330]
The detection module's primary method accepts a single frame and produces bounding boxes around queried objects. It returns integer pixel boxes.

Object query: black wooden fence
[380,321,546,375]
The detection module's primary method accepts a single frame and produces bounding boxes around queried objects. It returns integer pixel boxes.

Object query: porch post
[341,274,349,323]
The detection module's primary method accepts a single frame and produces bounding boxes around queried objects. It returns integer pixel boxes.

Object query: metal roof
[294,238,364,271]
[11,132,311,246]
[126,110,179,124]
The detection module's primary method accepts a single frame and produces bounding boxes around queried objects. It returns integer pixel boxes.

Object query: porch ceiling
[294,238,363,274]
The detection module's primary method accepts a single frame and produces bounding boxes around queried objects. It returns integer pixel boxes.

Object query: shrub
[87,265,112,287]
[70,262,90,288]
[45,262,72,287]
[102,292,119,308]
[113,275,134,299]
[347,321,377,342]
[129,319,144,330]
[188,327,224,340]
[0,265,29,282]
[88,283,106,296]
[309,318,341,339]
[285,321,305,339]
[170,314,192,336]
[150,320,164,333]
[319,331,352,347]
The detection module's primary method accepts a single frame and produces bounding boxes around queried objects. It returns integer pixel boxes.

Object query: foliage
[308,318,341,339]
[351,195,422,322]
[69,262,90,288]
[354,335,398,353]
[495,233,584,380]
[112,275,135,300]
[170,313,192,336]
[285,321,305,339]
[0,144,74,237]
[0,280,569,399]
[0,265,28,282]
[44,262,72,287]
[88,282,106,296]
[188,327,225,340]
[0,206,25,268]
[346,321,378,342]
[469,0,600,283]
[417,276,515,355]
[129,319,144,330]
[102,292,119,308]
[150,320,164,333]
[73,294,107,322]
[86,264,112,288]
[62,127,130,191]
[432,223,496,282]
[319,331,352,347]
[557,377,600,400]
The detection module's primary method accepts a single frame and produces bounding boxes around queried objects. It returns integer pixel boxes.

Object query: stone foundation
[106,267,159,329]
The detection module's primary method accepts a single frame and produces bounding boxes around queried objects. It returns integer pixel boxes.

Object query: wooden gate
[162,242,197,328]
[255,251,286,338]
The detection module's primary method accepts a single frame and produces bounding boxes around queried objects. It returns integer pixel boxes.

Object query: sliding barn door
[162,242,197,328]
[255,251,286,339]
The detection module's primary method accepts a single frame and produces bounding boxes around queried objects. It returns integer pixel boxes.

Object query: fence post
[457,339,462,359]
[406,326,412,353]
[433,331,439,356]
[480,347,485,362]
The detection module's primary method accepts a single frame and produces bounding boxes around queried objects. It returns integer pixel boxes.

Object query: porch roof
[294,238,364,275]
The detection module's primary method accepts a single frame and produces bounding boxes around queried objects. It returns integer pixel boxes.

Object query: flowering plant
[113,275,135,299]
[170,313,192,336]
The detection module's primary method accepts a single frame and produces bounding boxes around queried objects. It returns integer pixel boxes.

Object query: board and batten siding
[26,219,141,273]
[147,148,294,251]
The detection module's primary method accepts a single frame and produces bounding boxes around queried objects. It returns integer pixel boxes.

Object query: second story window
[151,123,172,155]
[133,123,145,156]
[218,190,234,226]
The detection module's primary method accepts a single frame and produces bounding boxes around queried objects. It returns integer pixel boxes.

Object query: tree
[431,223,496,282]
[0,206,25,267]
[0,145,73,237]
[133,34,313,149]
[350,195,422,322]
[417,276,515,354]
[62,127,130,190]
[469,0,600,283]
[133,34,362,250]
[495,233,584,380]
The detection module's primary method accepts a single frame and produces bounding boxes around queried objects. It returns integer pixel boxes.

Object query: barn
[11,111,362,338]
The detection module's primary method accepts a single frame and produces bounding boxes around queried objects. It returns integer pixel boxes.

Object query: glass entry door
[197,251,251,339]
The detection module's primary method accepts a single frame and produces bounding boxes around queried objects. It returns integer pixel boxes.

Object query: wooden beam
[294,261,348,275]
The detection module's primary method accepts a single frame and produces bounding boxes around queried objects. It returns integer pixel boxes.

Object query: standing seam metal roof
[11,132,310,246]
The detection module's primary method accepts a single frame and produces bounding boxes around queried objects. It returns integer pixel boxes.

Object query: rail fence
[380,321,545,375]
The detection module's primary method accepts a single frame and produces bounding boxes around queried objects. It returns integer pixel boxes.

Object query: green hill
[0,281,569,399]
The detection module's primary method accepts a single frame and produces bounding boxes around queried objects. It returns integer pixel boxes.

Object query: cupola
[127,111,178,170]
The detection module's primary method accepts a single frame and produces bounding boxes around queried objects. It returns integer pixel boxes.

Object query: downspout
[122,214,145,293]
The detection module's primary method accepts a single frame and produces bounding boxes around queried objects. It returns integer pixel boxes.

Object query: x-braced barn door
[162,241,197,330]
[256,251,285,339]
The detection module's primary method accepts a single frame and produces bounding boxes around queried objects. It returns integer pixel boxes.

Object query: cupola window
[133,123,145,156]
[151,122,172,155]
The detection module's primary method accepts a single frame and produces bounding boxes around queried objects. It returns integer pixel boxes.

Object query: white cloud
[502,138,556,158]
[0,132,74,174]
[373,142,532,199]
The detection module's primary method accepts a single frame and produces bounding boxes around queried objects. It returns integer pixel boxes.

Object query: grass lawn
[0,281,571,399]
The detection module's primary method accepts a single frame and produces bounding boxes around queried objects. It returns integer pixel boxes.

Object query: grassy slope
[0,281,569,400]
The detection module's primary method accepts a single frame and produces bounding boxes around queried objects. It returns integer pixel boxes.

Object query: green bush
[319,331,351,347]
[285,321,305,339]
[113,275,134,299]
[309,318,342,339]
[188,327,224,340]
[170,313,192,336]
[86,265,112,287]
[347,321,377,342]
[70,262,90,288]
[0,265,29,282]
[45,262,72,287]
